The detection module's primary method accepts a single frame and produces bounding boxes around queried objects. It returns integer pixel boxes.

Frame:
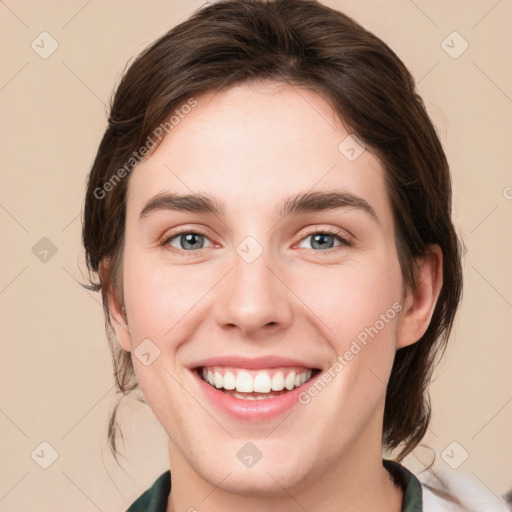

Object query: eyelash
[161,227,354,256]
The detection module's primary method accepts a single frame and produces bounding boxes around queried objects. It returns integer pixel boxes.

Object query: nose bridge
[214,240,293,335]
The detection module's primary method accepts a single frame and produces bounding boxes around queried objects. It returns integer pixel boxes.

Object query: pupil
[312,234,333,250]
[183,233,202,250]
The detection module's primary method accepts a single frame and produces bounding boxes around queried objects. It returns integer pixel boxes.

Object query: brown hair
[82,0,463,462]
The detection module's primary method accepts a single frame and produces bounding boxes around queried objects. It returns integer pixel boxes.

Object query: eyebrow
[139,190,377,222]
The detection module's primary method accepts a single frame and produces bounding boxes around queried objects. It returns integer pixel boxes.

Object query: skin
[107,80,443,512]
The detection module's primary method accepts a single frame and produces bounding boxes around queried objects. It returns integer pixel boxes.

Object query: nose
[213,247,294,338]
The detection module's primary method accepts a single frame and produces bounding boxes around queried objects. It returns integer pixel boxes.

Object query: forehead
[126,81,392,225]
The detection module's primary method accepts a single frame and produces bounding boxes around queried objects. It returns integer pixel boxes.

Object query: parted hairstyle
[82,0,463,462]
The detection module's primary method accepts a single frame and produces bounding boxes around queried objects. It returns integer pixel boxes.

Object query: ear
[396,244,443,349]
[99,259,132,352]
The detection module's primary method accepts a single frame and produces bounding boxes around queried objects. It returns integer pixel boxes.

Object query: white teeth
[214,371,223,388]
[223,371,236,390]
[253,372,272,393]
[284,372,295,390]
[230,391,278,400]
[200,367,314,396]
[236,370,254,392]
[271,372,285,391]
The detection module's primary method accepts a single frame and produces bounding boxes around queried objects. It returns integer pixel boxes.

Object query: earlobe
[396,245,443,349]
[110,303,132,353]
[99,260,132,352]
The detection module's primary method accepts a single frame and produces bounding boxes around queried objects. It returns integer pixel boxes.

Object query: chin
[187,439,322,498]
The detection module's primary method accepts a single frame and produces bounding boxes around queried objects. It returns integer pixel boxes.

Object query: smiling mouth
[197,366,321,400]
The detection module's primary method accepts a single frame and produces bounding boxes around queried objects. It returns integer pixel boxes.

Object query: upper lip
[189,355,319,370]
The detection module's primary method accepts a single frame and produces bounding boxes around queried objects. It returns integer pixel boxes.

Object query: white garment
[420,473,510,512]
[423,485,465,511]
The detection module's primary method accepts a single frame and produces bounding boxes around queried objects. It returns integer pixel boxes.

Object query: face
[111,81,427,497]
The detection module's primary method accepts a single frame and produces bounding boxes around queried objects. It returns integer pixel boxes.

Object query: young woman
[82,1,465,510]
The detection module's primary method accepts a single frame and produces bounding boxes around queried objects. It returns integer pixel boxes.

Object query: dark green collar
[126,470,170,512]
[126,460,423,511]
[383,459,423,511]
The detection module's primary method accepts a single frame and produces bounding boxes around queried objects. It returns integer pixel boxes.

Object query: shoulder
[125,470,171,512]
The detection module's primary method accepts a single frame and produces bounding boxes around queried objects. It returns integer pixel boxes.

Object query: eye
[163,229,214,254]
[161,227,353,255]
[297,229,353,251]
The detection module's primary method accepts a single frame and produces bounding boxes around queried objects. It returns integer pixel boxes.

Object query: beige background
[1,0,511,510]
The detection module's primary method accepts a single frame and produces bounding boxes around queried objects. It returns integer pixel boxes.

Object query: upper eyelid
[300,225,352,239]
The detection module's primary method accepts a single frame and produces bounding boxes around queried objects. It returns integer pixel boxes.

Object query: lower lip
[193,370,317,421]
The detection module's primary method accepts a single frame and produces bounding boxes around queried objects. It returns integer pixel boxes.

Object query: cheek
[292,253,404,407]
[293,254,403,344]
[122,253,205,340]
[119,254,204,424]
